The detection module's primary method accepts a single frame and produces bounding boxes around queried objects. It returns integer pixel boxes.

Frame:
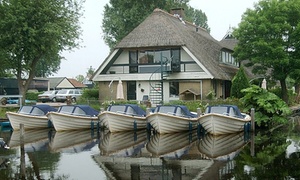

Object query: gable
[92,46,214,81]
[56,78,74,89]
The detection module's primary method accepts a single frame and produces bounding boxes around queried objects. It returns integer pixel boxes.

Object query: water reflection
[8,129,50,151]
[198,132,250,160]
[0,119,300,179]
[1,129,61,179]
[146,131,198,158]
[93,130,216,179]
[99,130,147,156]
[49,130,98,153]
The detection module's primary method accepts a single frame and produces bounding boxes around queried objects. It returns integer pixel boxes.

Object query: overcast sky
[53,0,259,78]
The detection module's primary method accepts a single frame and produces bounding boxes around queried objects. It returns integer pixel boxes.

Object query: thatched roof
[219,38,238,50]
[115,8,244,80]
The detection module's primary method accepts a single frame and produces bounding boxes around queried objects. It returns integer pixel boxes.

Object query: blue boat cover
[19,104,57,114]
[58,105,99,116]
[107,104,146,117]
[205,104,245,118]
[155,105,197,118]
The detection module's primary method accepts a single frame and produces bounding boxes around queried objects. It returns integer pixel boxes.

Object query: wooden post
[20,124,25,142]
[20,123,26,179]
[146,108,151,116]
[251,131,255,157]
[197,108,202,117]
[250,108,255,132]
[250,108,255,157]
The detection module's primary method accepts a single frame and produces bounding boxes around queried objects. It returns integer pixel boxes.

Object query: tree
[184,6,210,33]
[102,0,209,49]
[76,75,84,83]
[230,66,250,98]
[0,0,84,103]
[233,0,300,104]
[86,66,95,77]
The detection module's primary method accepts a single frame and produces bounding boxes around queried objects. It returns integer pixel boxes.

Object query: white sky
[53,0,258,78]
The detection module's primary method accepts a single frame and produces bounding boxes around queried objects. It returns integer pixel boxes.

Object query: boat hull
[6,112,50,130]
[48,112,98,131]
[98,112,147,132]
[199,113,251,135]
[147,113,199,134]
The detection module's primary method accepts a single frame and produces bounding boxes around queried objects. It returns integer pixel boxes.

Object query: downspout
[200,80,202,100]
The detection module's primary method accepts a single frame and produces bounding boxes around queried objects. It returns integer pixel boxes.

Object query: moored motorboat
[146,105,200,134]
[198,105,251,135]
[6,104,57,130]
[47,105,99,131]
[98,104,147,132]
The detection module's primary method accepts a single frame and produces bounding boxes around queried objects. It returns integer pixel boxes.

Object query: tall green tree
[0,0,84,103]
[76,74,84,83]
[230,66,250,98]
[233,0,300,104]
[102,0,209,49]
[184,6,210,32]
[86,66,95,77]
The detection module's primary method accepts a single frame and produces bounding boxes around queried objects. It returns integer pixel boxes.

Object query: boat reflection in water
[198,131,250,160]
[49,129,98,153]
[146,131,198,158]
[8,128,51,151]
[93,130,217,179]
[99,130,147,156]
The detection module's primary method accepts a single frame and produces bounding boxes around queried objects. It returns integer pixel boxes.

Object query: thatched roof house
[92,8,253,105]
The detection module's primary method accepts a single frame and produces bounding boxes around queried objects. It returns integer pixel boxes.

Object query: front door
[224,80,231,98]
[127,81,136,100]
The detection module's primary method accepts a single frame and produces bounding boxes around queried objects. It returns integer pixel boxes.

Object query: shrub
[230,66,250,98]
[241,85,291,127]
[26,91,39,100]
[81,88,99,99]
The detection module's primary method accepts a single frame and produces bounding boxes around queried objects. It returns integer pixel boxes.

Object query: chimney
[170,8,185,19]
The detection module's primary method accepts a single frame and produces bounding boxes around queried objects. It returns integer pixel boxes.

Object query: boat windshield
[109,105,126,113]
[206,106,228,114]
[73,107,86,116]
[19,106,45,116]
[156,106,175,113]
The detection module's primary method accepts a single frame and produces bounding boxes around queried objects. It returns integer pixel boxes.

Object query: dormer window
[220,51,238,67]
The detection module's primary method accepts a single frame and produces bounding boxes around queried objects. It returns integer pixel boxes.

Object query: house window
[129,48,181,73]
[171,49,180,72]
[129,51,138,73]
[220,51,238,67]
[169,81,179,97]
[139,50,154,64]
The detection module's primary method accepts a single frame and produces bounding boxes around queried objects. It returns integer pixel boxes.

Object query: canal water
[0,118,299,180]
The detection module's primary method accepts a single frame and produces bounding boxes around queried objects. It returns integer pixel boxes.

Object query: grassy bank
[0,107,19,119]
